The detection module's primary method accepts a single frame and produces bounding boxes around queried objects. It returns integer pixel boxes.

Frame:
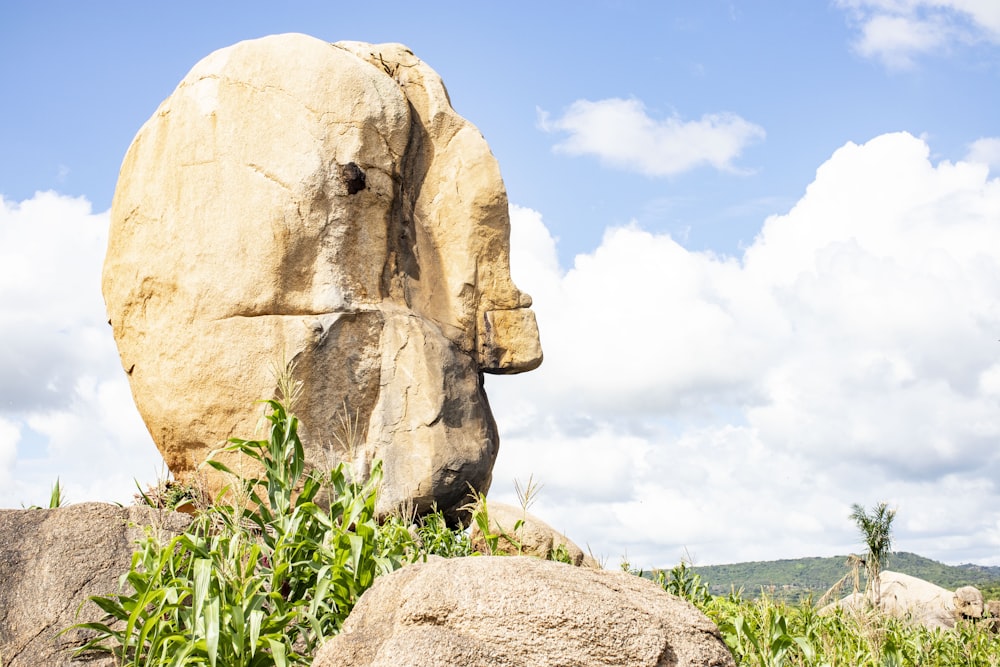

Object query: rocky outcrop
[312,556,735,667]
[469,500,600,567]
[0,503,190,666]
[877,572,956,629]
[822,570,986,630]
[103,34,542,520]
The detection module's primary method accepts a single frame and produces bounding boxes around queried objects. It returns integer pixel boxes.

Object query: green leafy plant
[410,509,472,559]
[654,561,712,606]
[549,543,575,565]
[465,491,507,556]
[23,477,65,509]
[135,478,205,512]
[48,477,64,508]
[467,474,578,561]
[69,397,420,666]
[691,582,1000,666]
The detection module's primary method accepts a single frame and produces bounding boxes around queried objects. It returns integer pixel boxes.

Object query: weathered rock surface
[954,585,984,620]
[877,572,957,628]
[0,503,190,666]
[469,500,600,567]
[985,600,1000,632]
[312,556,736,667]
[103,34,542,520]
[822,570,979,629]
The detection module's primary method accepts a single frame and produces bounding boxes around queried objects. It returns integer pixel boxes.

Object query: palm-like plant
[849,502,896,605]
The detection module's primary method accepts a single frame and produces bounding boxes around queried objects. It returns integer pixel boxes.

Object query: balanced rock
[469,500,600,567]
[313,556,735,667]
[0,503,190,665]
[102,34,542,519]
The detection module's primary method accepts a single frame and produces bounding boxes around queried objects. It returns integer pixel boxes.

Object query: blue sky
[2,1,1000,568]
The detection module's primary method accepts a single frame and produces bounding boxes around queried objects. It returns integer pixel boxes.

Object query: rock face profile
[313,556,736,667]
[0,503,190,665]
[103,34,542,519]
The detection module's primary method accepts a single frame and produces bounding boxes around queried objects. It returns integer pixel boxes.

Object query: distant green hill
[684,552,1000,602]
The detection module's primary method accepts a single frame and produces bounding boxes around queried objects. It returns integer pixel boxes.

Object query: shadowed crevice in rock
[340,161,367,194]
[382,98,428,299]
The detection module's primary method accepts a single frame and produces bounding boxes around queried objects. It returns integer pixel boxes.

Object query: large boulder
[0,503,190,666]
[102,34,542,520]
[312,556,735,667]
[469,500,600,567]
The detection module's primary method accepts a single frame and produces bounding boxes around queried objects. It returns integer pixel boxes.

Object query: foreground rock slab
[313,556,735,667]
[103,33,542,520]
[0,503,190,666]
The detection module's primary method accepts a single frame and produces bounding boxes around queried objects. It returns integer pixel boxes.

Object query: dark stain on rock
[340,162,367,195]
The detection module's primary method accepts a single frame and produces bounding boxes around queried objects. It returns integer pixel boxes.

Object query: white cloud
[0,418,18,487]
[966,137,1000,173]
[488,131,1000,567]
[854,14,951,67]
[0,192,163,509]
[836,0,1000,67]
[539,98,764,177]
[0,193,118,411]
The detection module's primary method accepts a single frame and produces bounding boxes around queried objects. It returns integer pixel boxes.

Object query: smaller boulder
[469,500,600,567]
[954,585,984,620]
[313,556,735,667]
[984,600,1000,632]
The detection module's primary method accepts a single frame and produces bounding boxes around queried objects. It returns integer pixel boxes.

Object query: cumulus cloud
[0,193,118,411]
[487,131,1000,567]
[0,192,162,509]
[835,0,1000,67]
[539,98,764,177]
[967,137,1000,173]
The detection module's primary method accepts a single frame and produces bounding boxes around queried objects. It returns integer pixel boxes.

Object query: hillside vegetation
[690,552,1000,601]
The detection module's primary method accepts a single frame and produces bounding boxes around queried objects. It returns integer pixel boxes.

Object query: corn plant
[410,510,472,559]
[654,561,712,606]
[694,585,1000,667]
[69,398,420,666]
[23,477,65,509]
